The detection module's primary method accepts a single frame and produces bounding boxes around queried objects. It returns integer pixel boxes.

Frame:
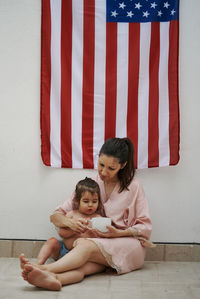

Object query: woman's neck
[104,179,118,186]
[103,180,118,199]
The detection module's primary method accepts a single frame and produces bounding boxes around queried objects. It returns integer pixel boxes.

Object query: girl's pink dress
[55,174,152,274]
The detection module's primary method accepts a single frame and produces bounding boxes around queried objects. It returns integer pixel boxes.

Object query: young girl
[30,177,103,265]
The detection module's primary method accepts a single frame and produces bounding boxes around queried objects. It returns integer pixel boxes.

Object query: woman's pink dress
[55,174,152,274]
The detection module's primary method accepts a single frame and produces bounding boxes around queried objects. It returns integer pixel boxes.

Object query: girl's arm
[58,227,77,238]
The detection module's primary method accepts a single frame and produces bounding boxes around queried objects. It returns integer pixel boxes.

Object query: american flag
[41,0,180,169]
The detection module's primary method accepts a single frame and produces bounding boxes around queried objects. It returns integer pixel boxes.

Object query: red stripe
[148,23,160,167]
[82,0,95,168]
[60,0,72,167]
[105,22,117,141]
[40,0,51,166]
[127,23,140,169]
[168,20,180,165]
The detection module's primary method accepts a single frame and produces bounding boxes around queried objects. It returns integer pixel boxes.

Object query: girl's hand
[68,217,88,233]
[92,225,123,238]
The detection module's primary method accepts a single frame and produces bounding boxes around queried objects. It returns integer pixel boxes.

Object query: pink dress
[55,174,152,274]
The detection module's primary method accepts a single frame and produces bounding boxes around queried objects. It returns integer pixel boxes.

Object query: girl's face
[98,154,125,183]
[79,191,99,215]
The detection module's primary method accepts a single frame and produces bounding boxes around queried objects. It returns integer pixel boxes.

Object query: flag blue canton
[106,0,179,23]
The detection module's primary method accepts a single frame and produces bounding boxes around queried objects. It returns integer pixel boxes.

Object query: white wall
[0,0,199,243]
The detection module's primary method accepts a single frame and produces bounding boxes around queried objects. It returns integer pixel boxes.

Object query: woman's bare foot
[22,264,61,291]
[19,253,30,269]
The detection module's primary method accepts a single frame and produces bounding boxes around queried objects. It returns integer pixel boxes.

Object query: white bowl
[91,217,111,232]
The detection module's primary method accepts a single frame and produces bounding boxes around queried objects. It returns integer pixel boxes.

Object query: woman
[20,138,152,291]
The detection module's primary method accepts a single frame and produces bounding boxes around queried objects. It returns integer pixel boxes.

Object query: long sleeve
[129,182,152,240]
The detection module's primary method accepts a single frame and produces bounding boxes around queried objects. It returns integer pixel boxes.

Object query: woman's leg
[58,262,105,286]
[22,264,62,291]
[20,239,109,274]
[37,238,60,264]
[41,239,109,273]
[22,261,105,290]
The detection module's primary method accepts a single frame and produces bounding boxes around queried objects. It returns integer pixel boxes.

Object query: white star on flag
[135,2,142,9]
[111,10,118,17]
[151,2,157,9]
[143,11,150,18]
[119,2,126,9]
[164,2,170,9]
[127,11,134,18]
[171,9,176,15]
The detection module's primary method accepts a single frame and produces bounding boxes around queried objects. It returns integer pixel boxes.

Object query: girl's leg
[36,237,60,264]
[22,262,105,290]
[41,239,109,273]
[19,253,30,269]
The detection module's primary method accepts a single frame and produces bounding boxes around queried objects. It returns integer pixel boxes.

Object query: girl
[21,177,103,266]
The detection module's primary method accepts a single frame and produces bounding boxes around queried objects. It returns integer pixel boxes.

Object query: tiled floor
[0,258,199,299]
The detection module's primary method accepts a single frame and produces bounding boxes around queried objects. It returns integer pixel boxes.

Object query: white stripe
[116,23,129,138]
[71,0,84,168]
[137,23,151,169]
[50,0,61,167]
[159,22,170,166]
[93,0,106,169]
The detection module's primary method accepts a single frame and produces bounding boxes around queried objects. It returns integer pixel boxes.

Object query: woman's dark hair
[72,177,103,214]
[99,137,135,192]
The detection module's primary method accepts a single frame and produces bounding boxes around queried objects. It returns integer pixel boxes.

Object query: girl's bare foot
[19,253,30,269]
[23,264,62,291]
[20,253,47,271]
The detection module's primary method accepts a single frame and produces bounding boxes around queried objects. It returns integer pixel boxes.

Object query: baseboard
[0,239,199,261]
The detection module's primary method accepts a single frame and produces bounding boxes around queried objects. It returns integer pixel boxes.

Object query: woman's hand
[51,213,88,233]
[92,225,124,238]
[67,217,89,234]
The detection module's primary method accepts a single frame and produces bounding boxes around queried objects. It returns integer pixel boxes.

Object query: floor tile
[0,240,12,257]
[0,258,200,299]
[141,282,192,299]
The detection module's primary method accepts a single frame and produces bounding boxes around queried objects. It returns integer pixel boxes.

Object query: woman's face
[98,154,123,183]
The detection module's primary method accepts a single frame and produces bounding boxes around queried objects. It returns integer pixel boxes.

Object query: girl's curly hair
[72,177,104,215]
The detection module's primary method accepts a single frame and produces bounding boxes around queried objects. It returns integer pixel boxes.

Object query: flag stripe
[116,23,129,138]
[82,0,95,168]
[159,22,170,167]
[71,0,84,168]
[60,0,72,167]
[105,22,117,140]
[138,23,151,169]
[127,23,140,169]
[169,20,180,165]
[148,22,160,167]
[41,0,51,166]
[93,0,106,168]
[50,0,61,167]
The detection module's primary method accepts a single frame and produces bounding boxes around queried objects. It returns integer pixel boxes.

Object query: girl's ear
[121,162,127,169]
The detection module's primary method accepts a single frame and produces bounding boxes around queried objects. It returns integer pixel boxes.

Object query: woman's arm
[50,212,88,233]
[93,225,135,238]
